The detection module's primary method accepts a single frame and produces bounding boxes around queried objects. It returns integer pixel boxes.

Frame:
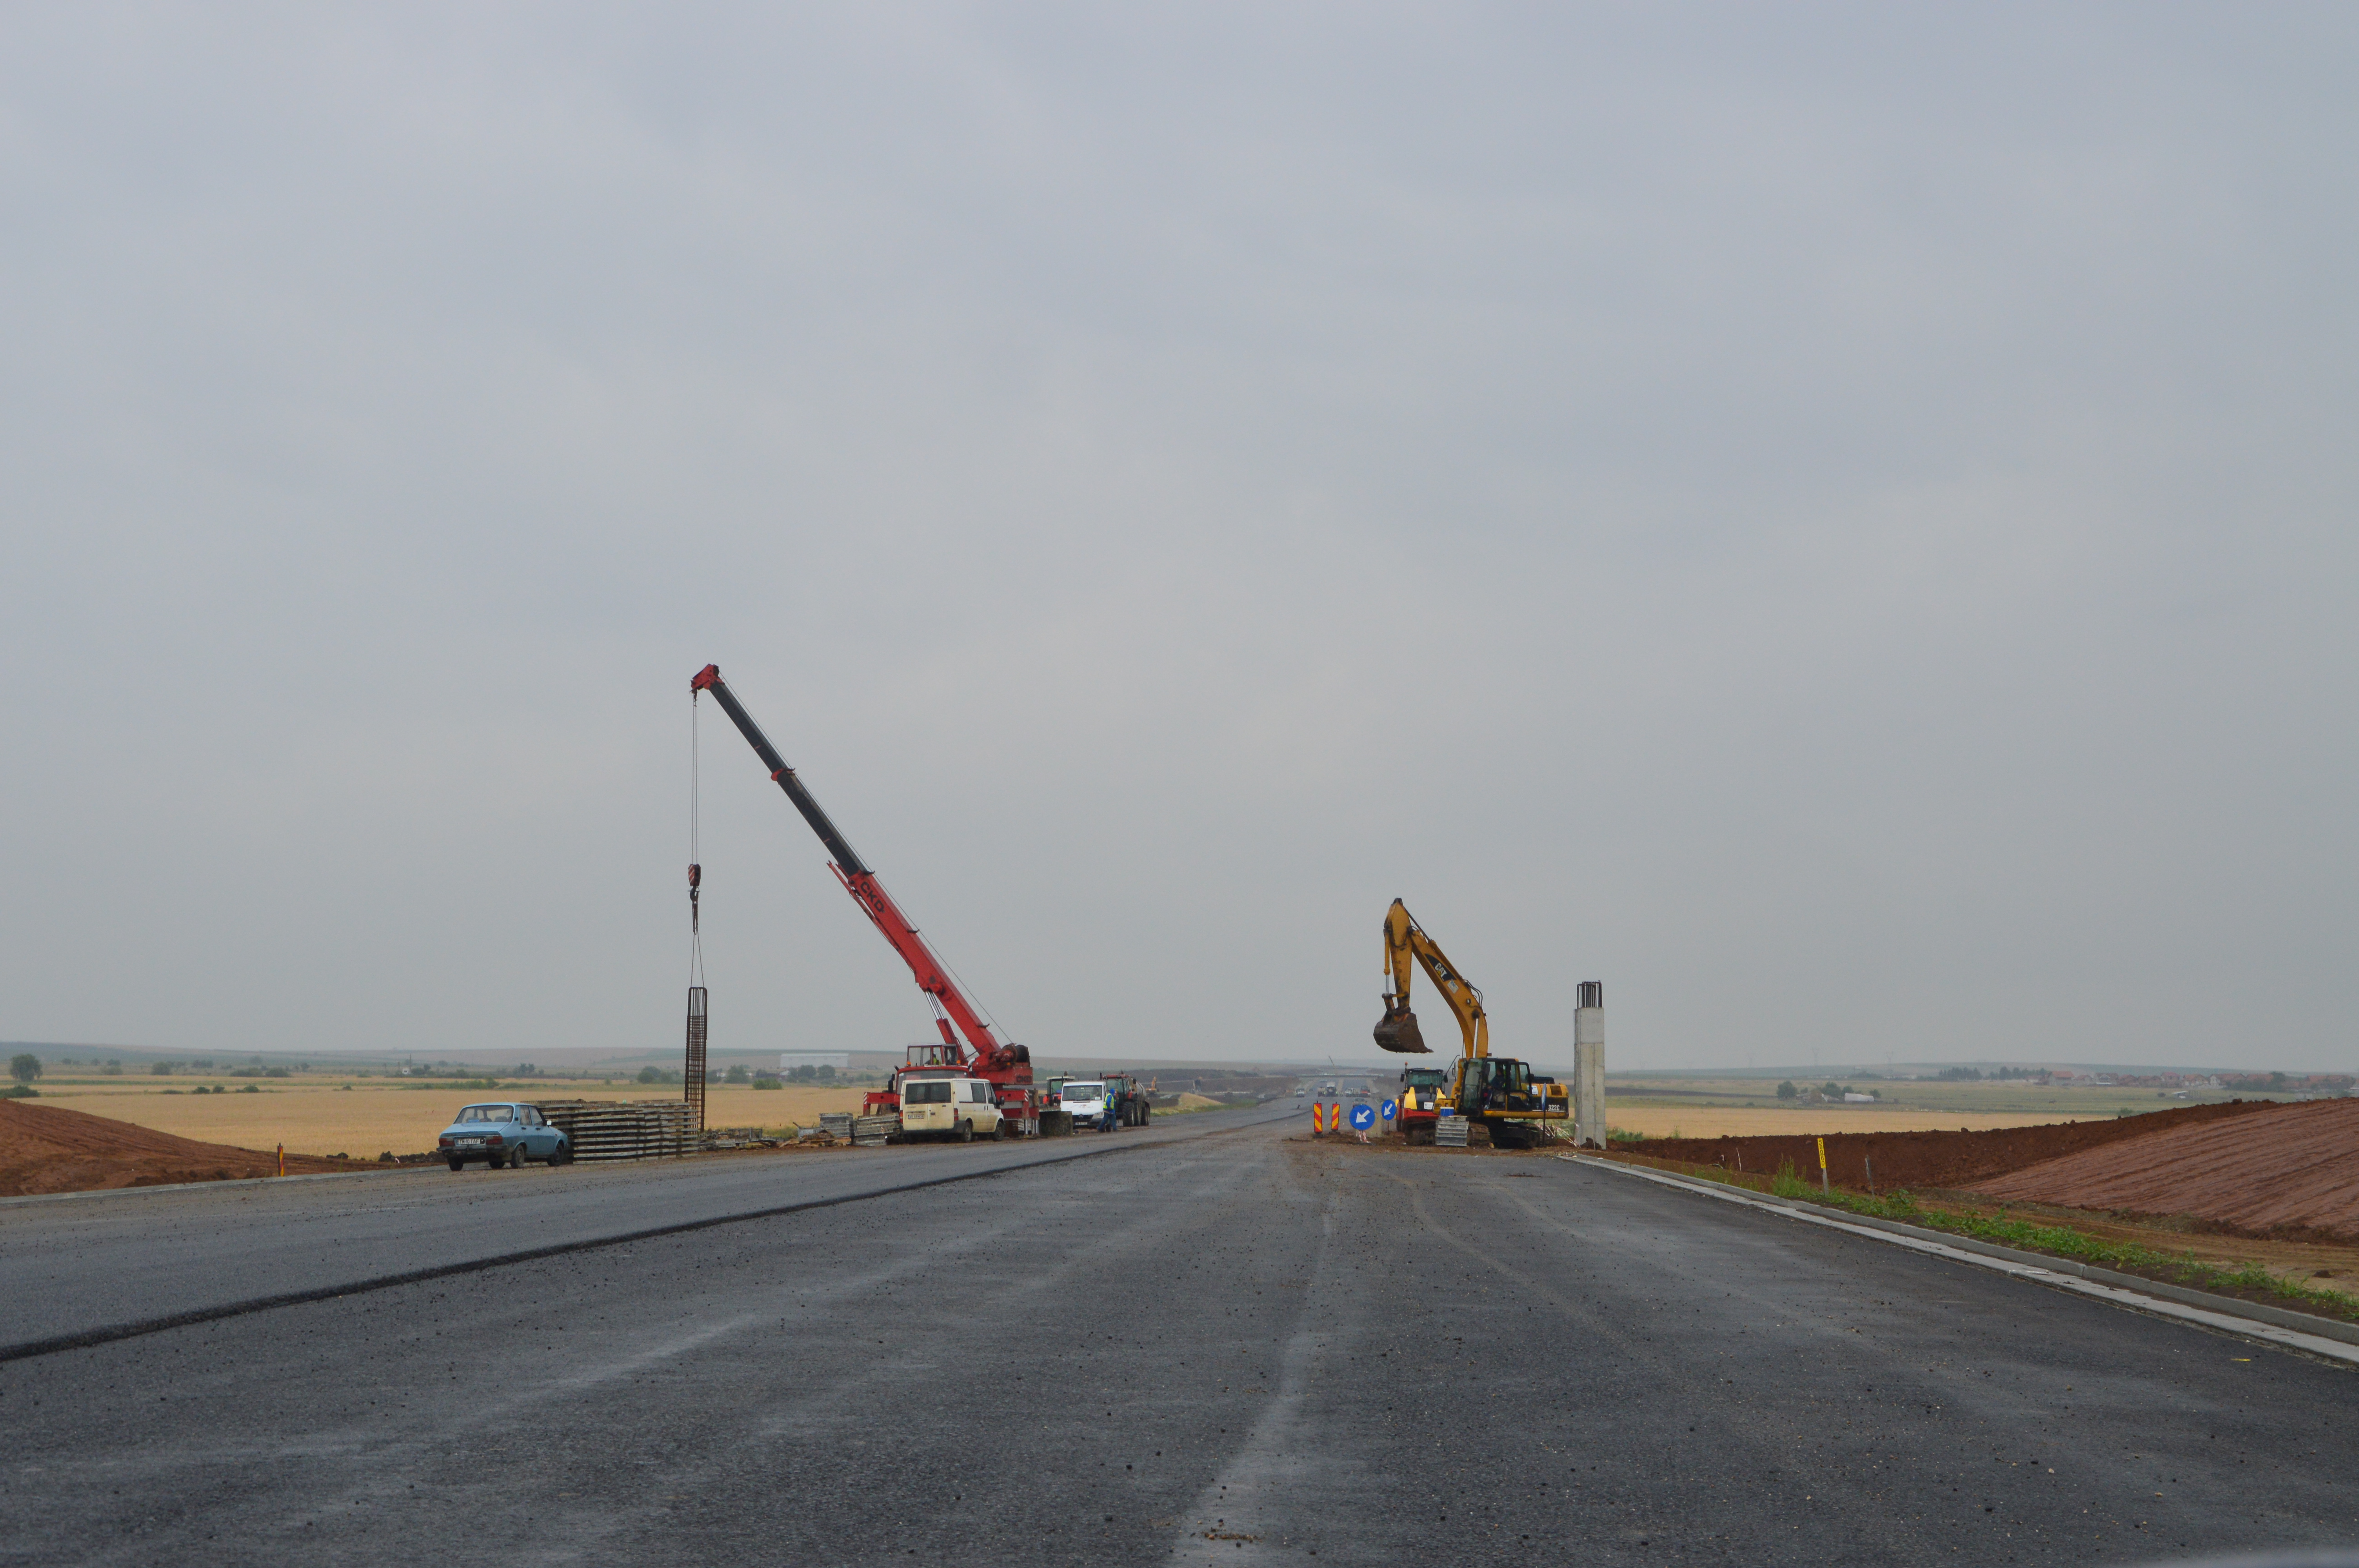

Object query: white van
[898,1075,1004,1142]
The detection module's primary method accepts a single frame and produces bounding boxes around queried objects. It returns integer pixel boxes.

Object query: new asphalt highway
[0,1102,1301,1358]
[2,1112,2353,1566]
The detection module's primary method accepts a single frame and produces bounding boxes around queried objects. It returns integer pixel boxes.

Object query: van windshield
[1062,1082,1104,1099]
[903,1082,952,1104]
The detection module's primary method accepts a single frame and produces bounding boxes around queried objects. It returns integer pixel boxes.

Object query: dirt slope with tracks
[1970,1097,2359,1241]
[1617,1098,2283,1194]
[0,1098,351,1195]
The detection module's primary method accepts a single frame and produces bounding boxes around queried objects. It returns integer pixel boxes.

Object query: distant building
[779,1051,851,1073]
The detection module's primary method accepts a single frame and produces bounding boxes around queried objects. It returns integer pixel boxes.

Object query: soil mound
[1970,1098,2359,1241]
[1620,1099,2282,1193]
[0,1098,351,1196]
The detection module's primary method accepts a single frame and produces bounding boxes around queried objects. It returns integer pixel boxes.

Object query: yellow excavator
[1374,898,1568,1149]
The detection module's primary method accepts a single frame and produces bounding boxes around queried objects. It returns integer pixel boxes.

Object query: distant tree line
[1773,1080,1877,1102]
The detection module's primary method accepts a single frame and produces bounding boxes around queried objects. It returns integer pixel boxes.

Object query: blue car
[436,1103,571,1171]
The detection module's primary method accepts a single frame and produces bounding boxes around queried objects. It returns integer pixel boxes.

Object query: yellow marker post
[1816,1136,1828,1196]
[276,1142,285,1178]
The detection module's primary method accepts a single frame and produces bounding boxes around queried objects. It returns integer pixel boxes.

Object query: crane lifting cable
[684,688,708,1132]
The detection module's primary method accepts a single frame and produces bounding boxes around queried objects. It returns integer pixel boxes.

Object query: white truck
[1057,1080,1111,1131]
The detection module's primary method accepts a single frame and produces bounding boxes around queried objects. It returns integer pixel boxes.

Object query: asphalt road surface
[3,1118,2354,1567]
[0,1102,1299,1357]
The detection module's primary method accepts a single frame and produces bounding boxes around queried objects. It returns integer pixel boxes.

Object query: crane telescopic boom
[690,664,1025,1080]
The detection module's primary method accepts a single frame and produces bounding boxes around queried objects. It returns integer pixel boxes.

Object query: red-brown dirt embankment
[1971,1098,2359,1242]
[1620,1099,2284,1193]
[0,1098,354,1196]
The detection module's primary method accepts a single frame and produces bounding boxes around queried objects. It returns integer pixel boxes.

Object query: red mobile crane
[690,666,1039,1131]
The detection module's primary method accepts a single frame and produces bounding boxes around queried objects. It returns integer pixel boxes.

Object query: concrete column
[1573,981,1605,1148]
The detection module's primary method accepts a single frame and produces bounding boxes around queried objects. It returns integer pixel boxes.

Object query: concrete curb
[1566,1154,2359,1365]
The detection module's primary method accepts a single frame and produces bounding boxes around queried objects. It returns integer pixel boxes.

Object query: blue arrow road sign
[1349,1103,1377,1131]
[1380,1099,1398,1121]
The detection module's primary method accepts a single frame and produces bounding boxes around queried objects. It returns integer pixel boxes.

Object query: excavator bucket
[1373,1003,1430,1054]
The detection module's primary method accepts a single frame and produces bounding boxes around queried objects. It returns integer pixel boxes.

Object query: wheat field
[32,1080,2114,1158]
[30,1082,869,1158]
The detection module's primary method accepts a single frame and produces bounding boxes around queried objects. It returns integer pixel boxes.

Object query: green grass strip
[1696,1158,2359,1323]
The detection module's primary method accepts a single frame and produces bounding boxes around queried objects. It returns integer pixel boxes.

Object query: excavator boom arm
[1375,898,1487,1058]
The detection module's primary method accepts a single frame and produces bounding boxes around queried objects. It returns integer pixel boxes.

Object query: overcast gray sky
[4,4,2354,1073]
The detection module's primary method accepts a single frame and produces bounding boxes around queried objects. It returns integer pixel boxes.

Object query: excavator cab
[1456,1056,1534,1114]
[1449,1057,1557,1147]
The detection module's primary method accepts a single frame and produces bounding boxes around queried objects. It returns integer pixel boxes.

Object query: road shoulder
[1569,1153,2359,1365]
